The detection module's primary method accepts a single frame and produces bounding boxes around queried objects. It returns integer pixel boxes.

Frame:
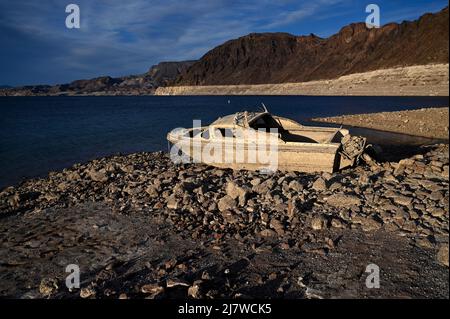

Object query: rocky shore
[155,64,449,96]
[0,142,448,298]
[313,107,449,139]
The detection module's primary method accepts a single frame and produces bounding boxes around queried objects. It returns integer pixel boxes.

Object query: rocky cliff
[156,64,449,96]
[175,7,449,85]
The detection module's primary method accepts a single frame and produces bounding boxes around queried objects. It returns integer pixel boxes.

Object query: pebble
[312,178,327,191]
[80,287,96,299]
[39,278,58,296]
[437,244,449,267]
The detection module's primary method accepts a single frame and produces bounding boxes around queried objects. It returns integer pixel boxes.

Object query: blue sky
[0,0,447,86]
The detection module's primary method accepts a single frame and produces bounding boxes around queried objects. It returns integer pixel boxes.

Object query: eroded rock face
[176,8,449,85]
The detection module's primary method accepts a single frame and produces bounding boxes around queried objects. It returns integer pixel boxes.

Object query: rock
[218,195,237,212]
[430,207,446,218]
[252,179,274,194]
[353,216,382,232]
[260,229,278,237]
[326,194,361,207]
[312,178,327,192]
[431,160,444,168]
[123,184,141,195]
[392,195,413,206]
[80,287,96,298]
[415,237,435,249]
[166,195,179,210]
[331,218,345,229]
[287,200,298,219]
[311,217,327,230]
[10,191,41,207]
[120,164,135,173]
[57,182,69,191]
[39,278,58,296]
[87,168,109,182]
[43,192,59,202]
[66,171,81,181]
[329,182,342,191]
[358,173,371,185]
[288,180,303,192]
[221,210,239,224]
[174,181,196,195]
[261,212,269,224]
[429,191,443,201]
[164,258,177,270]
[141,283,165,296]
[437,245,449,267]
[145,185,159,197]
[187,281,203,298]
[398,158,415,167]
[226,181,244,199]
[166,278,190,288]
[201,271,212,280]
[269,218,285,235]
[226,181,248,205]
[268,272,277,280]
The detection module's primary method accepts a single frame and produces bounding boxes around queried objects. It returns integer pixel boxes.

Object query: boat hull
[167,136,344,173]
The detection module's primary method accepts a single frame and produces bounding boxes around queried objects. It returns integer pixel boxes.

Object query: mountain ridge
[0,61,195,96]
[175,7,449,85]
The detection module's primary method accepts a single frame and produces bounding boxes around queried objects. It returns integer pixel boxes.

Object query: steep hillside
[176,7,449,85]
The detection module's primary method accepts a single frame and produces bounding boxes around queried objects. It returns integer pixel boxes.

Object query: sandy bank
[155,64,449,96]
[313,107,449,139]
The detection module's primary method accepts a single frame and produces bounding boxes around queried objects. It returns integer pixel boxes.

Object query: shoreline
[312,107,449,140]
[2,64,449,97]
[155,64,449,96]
[0,145,448,298]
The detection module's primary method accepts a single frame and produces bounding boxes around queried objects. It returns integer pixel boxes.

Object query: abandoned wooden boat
[167,107,368,173]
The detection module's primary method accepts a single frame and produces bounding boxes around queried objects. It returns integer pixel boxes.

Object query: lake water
[0,96,448,188]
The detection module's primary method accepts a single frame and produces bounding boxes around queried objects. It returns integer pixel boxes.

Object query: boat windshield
[249,113,284,133]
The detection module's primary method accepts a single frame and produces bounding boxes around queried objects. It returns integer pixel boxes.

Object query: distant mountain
[0,61,196,96]
[175,7,449,85]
